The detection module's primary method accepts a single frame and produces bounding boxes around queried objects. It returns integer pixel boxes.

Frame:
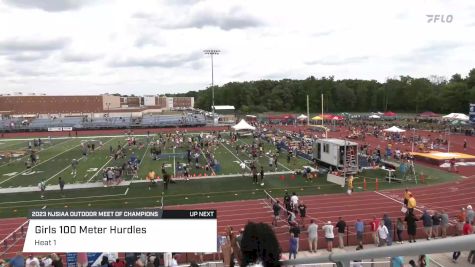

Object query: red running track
[168,177,475,258]
[1,179,474,260]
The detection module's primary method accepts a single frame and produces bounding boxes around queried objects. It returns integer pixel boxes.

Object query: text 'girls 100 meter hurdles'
[24,209,217,252]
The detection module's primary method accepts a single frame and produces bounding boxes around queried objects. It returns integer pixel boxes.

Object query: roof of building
[318,138,358,146]
[212,105,235,110]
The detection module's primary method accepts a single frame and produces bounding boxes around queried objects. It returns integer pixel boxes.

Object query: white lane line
[88,157,113,182]
[220,142,251,170]
[199,148,216,176]
[0,138,73,169]
[45,138,115,184]
[0,143,82,185]
[374,191,423,213]
[131,140,152,182]
[1,192,127,205]
[44,161,80,184]
[237,139,292,171]
[84,138,119,183]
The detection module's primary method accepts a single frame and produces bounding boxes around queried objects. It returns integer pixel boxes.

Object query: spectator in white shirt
[42,256,53,267]
[322,221,335,252]
[290,192,299,211]
[26,255,39,267]
[240,162,246,177]
[377,220,389,247]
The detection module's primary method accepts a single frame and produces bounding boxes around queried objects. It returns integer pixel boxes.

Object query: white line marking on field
[237,139,292,171]
[131,140,151,182]
[1,192,126,205]
[44,157,84,183]
[74,138,116,183]
[124,187,129,195]
[0,138,73,169]
[42,205,47,209]
[0,143,81,186]
[220,142,251,170]
[88,158,112,182]
[374,191,422,213]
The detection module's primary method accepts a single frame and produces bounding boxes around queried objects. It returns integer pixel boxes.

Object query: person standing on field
[432,211,442,238]
[298,201,307,227]
[371,216,380,246]
[403,188,411,207]
[71,158,78,177]
[407,194,417,214]
[440,210,449,238]
[377,220,389,247]
[355,218,364,244]
[58,177,65,197]
[307,219,318,253]
[272,200,281,227]
[420,210,433,240]
[335,217,347,249]
[322,221,334,252]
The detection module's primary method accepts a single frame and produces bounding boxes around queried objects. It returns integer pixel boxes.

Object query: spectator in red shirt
[463,221,473,235]
[453,221,472,263]
[112,258,125,267]
[371,216,380,246]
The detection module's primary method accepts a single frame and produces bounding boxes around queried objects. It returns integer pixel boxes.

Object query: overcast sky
[0,0,474,95]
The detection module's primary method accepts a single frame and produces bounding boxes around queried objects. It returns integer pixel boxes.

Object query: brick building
[0,94,194,117]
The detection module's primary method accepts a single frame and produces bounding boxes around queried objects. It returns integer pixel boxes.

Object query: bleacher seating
[0,114,207,132]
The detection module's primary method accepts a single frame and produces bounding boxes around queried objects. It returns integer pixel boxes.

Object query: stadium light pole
[204,49,220,124]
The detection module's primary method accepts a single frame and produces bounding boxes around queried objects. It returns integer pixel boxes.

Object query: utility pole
[306,95,310,125]
[203,49,220,125]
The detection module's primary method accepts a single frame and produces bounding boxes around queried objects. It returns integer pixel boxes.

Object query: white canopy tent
[297,114,308,120]
[231,119,256,131]
[442,113,469,121]
[369,114,380,119]
[383,126,406,133]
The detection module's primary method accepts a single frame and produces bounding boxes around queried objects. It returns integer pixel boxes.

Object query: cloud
[0,38,70,52]
[6,52,50,62]
[162,0,203,6]
[397,42,464,63]
[134,36,164,48]
[306,56,370,66]
[180,7,264,30]
[136,6,264,31]
[10,67,51,77]
[62,52,102,62]
[312,31,334,37]
[2,0,92,12]
[110,52,202,68]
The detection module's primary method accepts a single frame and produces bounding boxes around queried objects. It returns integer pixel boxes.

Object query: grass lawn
[0,166,462,218]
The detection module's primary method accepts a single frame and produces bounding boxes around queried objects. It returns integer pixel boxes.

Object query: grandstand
[0,114,207,132]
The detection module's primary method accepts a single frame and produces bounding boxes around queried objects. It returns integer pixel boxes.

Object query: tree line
[170,68,475,114]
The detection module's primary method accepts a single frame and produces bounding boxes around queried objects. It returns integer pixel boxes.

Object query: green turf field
[0,133,462,218]
[0,134,311,188]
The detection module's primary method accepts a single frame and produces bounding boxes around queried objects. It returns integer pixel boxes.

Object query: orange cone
[375,178,379,191]
[291,175,296,180]
[363,178,367,191]
[280,175,285,181]
[199,173,202,177]
[204,173,208,176]
[193,173,196,177]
